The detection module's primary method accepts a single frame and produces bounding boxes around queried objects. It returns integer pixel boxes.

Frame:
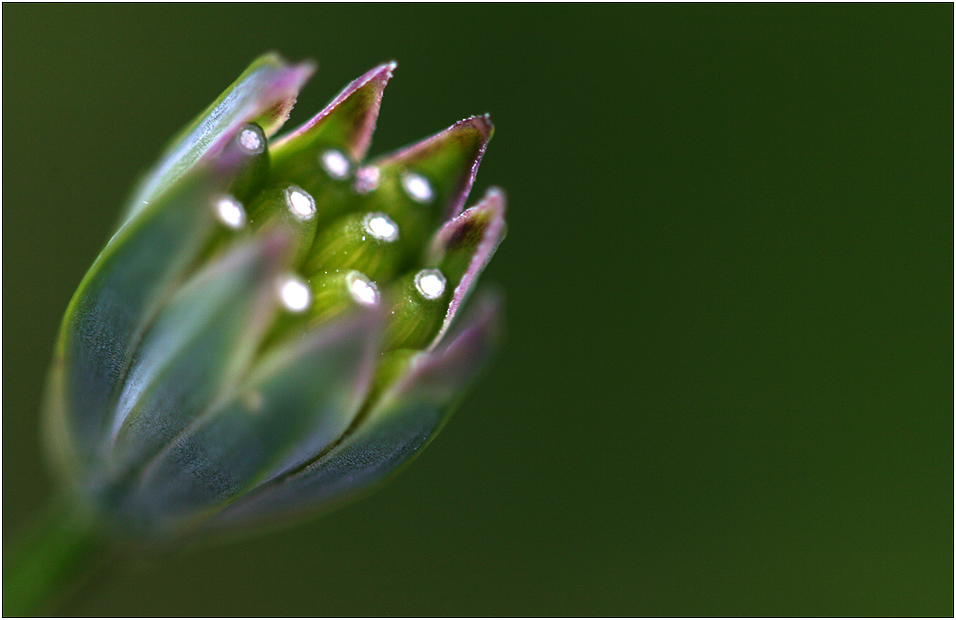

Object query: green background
[3,4,952,616]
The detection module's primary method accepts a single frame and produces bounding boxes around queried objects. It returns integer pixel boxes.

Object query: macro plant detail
[6,53,505,613]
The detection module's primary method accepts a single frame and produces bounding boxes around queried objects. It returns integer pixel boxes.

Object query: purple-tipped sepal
[426,187,507,349]
[373,114,493,219]
[271,62,396,163]
[122,53,314,227]
[202,293,502,533]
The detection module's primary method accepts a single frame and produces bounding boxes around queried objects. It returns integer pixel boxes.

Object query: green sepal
[121,53,314,226]
[226,123,271,202]
[426,187,507,349]
[355,115,493,251]
[305,270,381,328]
[203,293,500,532]
[104,231,296,487]
[270,62,394,173]
[44,168,233,482]
[247,185,319,266]
[269,63,395,226]
[259,269,380,350]
[119,307,383,538]
[384,269,452,351]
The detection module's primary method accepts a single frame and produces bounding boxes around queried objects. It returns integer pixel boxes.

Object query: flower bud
[300,269,380,328]
[42,54,506,541]
[384,268,451,351]
[303,211,404,281]
[247,185,319,265]
[226,122,270,201]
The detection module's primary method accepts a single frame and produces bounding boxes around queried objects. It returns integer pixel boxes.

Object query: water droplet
[402,171,434,204]
[415,269,446,300]
[238,127,264,153]
[286,186,316,220]
[354,166,380,193]
[363,212,400,242]
[346,271,380,306]
[278,275,311,312]
[320,149,351,180]
[214,196,245,229]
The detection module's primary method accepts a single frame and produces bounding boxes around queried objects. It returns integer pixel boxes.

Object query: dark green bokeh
[3,4,951,616]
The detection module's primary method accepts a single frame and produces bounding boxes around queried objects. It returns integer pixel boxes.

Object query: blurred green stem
[3,496,110,616]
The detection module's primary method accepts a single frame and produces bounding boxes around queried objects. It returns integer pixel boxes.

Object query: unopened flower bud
[41,54,506,542]
[384,268,451,351]
[308,269,381,326]
[226,122,270,201]
[248,184,319,265]
[303,211,404,281]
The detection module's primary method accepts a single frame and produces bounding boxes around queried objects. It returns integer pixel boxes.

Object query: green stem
[3,496,112,616]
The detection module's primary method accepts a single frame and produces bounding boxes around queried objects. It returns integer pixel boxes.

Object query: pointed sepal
[356,115,493,249]
[271,62,395,165]
[44,168,239,481]
[105,231,296,482]
[266,63,395,225]
[375,115,492,215]
[203,293,501,532]
[122,53,314,225]
[120,307,383,538]
[426,188,506,349]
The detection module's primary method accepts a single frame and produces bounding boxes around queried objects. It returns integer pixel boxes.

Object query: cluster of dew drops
[212,126,449,352]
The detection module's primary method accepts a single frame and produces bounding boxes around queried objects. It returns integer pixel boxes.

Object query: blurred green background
[3,4,952,616]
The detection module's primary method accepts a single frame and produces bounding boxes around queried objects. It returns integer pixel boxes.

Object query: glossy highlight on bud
[238,127,265,152]
[279,275,311,313]
[41,53,507,542]
[363,212,399,242]
[415,268,446,300]
[402,171,435,204]
[320,149,352,180]
[214,196,246,230]
[287,187,317,220]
